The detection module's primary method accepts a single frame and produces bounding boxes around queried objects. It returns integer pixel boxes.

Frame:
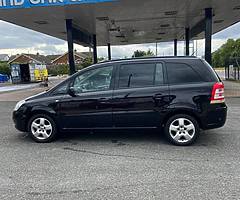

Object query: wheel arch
[162,109,203,129]
[26,107,58,131]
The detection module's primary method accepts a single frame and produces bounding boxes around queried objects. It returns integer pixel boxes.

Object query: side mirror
[68,86,76,97]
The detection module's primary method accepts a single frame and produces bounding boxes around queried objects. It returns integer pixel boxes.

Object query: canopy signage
[0,0,114,9]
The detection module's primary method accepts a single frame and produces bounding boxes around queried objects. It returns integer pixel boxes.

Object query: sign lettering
[0,0,115,9]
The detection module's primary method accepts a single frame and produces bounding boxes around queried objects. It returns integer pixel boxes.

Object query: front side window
[73,66,113,94]
[166,63,203,85]
[52,81,69,95]
[119,63,156,88]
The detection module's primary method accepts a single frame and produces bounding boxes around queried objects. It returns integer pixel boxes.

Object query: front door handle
[98,98,110,103]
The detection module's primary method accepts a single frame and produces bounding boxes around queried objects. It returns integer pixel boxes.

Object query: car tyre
[164,114,200,146]
[28,114,57,143]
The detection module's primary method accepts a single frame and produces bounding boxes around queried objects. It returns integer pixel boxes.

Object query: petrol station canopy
[0,0,240,46]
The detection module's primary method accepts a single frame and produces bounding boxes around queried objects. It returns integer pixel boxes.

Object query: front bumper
[12,109,28,132]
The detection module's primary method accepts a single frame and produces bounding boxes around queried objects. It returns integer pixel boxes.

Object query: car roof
[93,56,201,66]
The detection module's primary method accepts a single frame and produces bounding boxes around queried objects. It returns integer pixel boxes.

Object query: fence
[226,58,240,80]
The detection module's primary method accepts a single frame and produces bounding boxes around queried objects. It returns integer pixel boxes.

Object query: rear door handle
[154,94,163,100]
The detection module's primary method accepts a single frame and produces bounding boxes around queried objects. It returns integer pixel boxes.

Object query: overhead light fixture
[158,32,165,35]
[34,21,48,25]
[116,35,125,38]
[156,38,162,41]
[134,31,145,37]
[214,20,224,24]
[160,24,170,28]
[96,16,109,21]
[109,27,120,32]
[165,11,178,16]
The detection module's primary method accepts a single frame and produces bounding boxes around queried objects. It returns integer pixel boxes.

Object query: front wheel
[164,114,200,146]
[28,114,57,143]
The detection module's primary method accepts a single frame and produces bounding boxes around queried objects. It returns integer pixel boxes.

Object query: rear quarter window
[166,62,203,85]
[201,59,220,82]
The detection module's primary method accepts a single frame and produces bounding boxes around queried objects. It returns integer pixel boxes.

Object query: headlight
[14,100,26,111]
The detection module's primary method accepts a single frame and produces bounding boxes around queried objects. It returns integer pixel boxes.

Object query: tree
[81,57,105,68]
[212,39,240,68]
[132,50,146,58]
[0,62,11,75]
[132,49,154,58]
[231,38,240,67]
[146,49,154,57]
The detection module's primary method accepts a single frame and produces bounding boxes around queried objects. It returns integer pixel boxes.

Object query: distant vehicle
[13,57,227,145]
[0,74,9,83]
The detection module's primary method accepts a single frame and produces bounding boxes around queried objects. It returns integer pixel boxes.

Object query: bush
[47,64,69,76]
[81,57,93,68]
[0,62,11,75]
[47,57,101,76]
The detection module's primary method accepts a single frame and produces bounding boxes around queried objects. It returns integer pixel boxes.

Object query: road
[0,98,240,200]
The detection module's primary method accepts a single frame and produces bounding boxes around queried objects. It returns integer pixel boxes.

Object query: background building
[0,54,9,62]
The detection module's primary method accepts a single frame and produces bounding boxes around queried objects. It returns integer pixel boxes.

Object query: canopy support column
[205,8,213,65]
[66,19,75,75]
[93,34,97,64]
[108,43,111,60]
[185,28,190,56]
[174,39,177,56]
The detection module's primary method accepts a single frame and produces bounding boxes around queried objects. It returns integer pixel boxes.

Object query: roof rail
[97,56,197,64]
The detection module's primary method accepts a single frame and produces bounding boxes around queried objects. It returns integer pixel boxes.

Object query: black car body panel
[13,57,227,133]
[112,85,171,128]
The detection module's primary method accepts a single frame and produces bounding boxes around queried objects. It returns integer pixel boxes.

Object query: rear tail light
[210,82,225,104]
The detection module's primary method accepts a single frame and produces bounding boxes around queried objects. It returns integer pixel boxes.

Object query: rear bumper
[12,110,28,132]
[201,104,227,130]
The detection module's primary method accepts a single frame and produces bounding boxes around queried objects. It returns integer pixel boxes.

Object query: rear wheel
[28,114,57,143]
[164,114,199,146]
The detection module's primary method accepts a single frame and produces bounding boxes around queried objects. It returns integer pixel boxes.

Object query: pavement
[0,76,66,94]
[0,76,67,101]
[223,80,240,97]
[0,81,240,199]
[0,82,40,93]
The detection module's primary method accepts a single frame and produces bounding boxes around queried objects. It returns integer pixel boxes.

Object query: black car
[13,57,227,145]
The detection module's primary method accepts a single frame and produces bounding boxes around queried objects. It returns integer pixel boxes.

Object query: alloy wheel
[31,117,53,140]
[169,118,195,143]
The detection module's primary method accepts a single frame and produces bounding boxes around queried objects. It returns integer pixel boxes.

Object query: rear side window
[119,63,156,88]
[166,62,203,85]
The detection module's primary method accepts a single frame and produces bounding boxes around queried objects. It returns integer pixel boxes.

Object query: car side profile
[13,57,227,145]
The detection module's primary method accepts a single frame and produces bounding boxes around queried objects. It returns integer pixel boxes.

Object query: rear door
[112,61,170,128]
[165,61,212,112]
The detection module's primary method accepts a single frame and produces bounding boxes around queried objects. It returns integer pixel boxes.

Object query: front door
[112,62,170,128]
[59,65,115,130]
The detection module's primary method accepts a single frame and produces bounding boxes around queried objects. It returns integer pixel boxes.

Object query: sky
[0,19,240,59]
